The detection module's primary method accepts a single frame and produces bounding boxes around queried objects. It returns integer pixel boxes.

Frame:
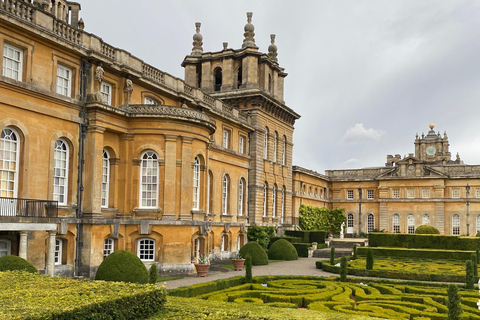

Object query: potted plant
[194,254,210,277]
[232,253,245,271]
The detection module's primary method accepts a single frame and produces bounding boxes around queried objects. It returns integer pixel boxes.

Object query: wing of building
[0,1,477,278]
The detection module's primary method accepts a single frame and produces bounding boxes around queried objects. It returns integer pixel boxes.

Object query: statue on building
[124,77,134,105]
[94,63,104,102]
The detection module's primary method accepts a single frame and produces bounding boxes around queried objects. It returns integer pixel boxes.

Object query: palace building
[1,1,479,278]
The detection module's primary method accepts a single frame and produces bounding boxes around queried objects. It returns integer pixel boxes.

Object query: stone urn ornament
[232,253,245,271]
[194,254,210,277]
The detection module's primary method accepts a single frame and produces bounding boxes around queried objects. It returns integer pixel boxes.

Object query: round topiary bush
[267,239,298,261]
[0,255,38,273]
[415,225,440,234]
[239,242,269,265]
[476,231,480,237]
[95,250,149,284]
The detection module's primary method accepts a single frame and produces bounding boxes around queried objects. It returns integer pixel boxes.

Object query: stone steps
[313,248,352,259]
[329,240,367,249]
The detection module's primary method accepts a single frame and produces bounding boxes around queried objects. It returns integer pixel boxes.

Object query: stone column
[163,135,178,219]
[47,231,57,277]
[180,137,193,220]
[83,126,105,218]
[19,231,28,260]
[119,134,135,215]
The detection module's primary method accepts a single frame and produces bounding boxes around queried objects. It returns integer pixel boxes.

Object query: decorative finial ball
[429,123,434,130]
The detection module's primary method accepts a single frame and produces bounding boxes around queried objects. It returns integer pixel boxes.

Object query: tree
[447,284,462,320]
[472,253,478,277]
[330,247,335,265]
[366,248,374,270]
[247,226,275,249]
[149,264,158,284]
[340,256,347,282]
[352,244,357,260]
[466,260,475,289]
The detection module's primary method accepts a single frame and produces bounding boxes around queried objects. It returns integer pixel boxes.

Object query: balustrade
[0,197,58,218]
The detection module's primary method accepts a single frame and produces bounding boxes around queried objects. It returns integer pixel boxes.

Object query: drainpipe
[247,131,252,224]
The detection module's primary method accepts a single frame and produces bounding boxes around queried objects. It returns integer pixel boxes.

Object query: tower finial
[268,34,278,62]
[242,12,256,48]
[191,22,203,56]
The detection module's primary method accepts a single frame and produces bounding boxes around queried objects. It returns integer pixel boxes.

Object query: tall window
[238,179,244,216]
[263,182,267,217]
[392,214,400,233]
[367,214,374,233]
[422,214,430,225]
[137,238,155,261]
[101,149,110,208]
[281,186,285,223]
[272,184,277,217]
[140,151,158,208]
[422,188,430,199]
[56,65,72,96]
[452,214,460,235]
[221,234,228,252]
[54,239,63,265]
[101,83,112,105]
[193,157,201,210]
[3,43,23,81]
[0,128,19,198]
[263,127,268,159]
[347,214,354,230]
[392,189,400,199]
[407,188,415,199]
[407,214,415,234]
[223,130,229,149]
[208,171,213,214]
[53,139,69,205]
[222,175,229,215]
[214,67,222,91]
[239,136,245,154]
[273,132,277,162]
[282,136,286,165]
[237,234,244,251]
[103,238,114,258]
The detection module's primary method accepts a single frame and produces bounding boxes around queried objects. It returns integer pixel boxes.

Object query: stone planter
[232,258,245,271]
[194,263,210,277]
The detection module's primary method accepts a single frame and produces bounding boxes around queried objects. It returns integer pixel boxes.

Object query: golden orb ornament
[429,123,434,130]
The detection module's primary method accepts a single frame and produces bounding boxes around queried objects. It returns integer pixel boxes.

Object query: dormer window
[144,97,158,105]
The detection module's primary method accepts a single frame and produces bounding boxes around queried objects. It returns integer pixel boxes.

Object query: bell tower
[414,124,451,163]
[182,13,301,227]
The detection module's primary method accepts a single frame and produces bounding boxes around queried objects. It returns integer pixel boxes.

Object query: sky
[79,0,480,173]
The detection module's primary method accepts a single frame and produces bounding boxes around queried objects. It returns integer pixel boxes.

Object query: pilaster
[83,126,105,218]
[163,134,178,219]
[435,203,445,234]
[180,137,193,218]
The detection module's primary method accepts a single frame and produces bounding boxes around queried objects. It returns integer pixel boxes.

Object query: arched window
[193,156,201,210]
[392,214,400,233]
[221,234,229,252]
[53,139,69,205]
[263,127,268,159]
[222,175,229,215]
[347,214,354,233]
[214,67,222,91]
[208,171,213,214]
[309,186,312,196]
[281,186,285,223]
[367,214,374,233]
[137,238,155,261]
[273,131,278,162]
[314,188,318,197]
[54,239,63,265]
[422,214,430,225]
[0,239,11,257]
[282,136,286,165]
[103,238,114,258]
[452,214,460,235]
[263,182,268,217]
[237,66,242,88]
[237,234,245,251]
[407,214,415,234]
[272,184,277,218]
[238,178,245,216]
[0,128,19,198]
[140,151,158,208]
[101,149,110,208]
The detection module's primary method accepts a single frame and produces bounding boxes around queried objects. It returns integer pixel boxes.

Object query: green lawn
[157,276,183,282]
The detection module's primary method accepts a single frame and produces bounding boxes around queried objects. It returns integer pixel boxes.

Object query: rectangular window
[56,65,72,96]
[223,130,229,149]
[347,190,354,200]
[239,136,245,154]
[407,188,415,199]
[452,188,460,199]
[422,188,430,199]
[103,238,114,258]
[477,189,480,199]
[137,239,155,261]
[392,189,400,199]
[367,190,374,199]
[101,82,112,105]
[3,43,23,81]
[54,239,62,265]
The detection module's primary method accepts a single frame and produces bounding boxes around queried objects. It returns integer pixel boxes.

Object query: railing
[53,19,81,44]
[0,197,58,218]
[101,42,116,61]
[142,63,164,84]
[0,0,34,22]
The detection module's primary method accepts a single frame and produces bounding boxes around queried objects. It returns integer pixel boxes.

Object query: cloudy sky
[79,0,480,173]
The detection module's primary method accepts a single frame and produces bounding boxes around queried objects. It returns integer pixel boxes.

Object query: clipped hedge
[415,225,440,234]
[285,230,327,244]
[356,247,476,261]
[292,243,311,257]
[0,255,38,273]
[268,239,298,261]
[1,271,166,319]
[268,236,303,248]
[239,242,269,266]
[368,233,480,250]
[95,250,149,284]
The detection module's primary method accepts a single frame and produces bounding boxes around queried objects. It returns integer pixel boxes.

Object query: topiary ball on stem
[267,239,298,261]
[95,250,149,284]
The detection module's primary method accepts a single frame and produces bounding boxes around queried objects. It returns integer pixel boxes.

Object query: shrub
[149,264,158,284]
[477,231,480,237]
[268,236,302,248]
[415,225,440,234]
[356,247,476,261]
[292,243,311,257]
[368,233,480,250]
[239,242,269,266]
[447,284,462,320]
[366,248,374,270]
[0,255,38,273]
[353,244,357,260]
[315,260,324,269]
[340,256,347,282]
[477,249,480,263]
[268,239,298,261]
[95,250,149,284]
[472,253,478,277]
[285,230,327,244]
[245,254,252,283]
[465,260,474,289]
[247,226,275,249]
[330,247,335,265]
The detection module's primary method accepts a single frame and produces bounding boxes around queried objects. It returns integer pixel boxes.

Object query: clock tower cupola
[414,124,451,163]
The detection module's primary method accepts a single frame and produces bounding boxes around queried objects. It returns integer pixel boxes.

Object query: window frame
[407,188,415,199]
[282,136,286,165]
[392,214,400,233]
[101,82,112,105]
[238,178,245,216]
[422,188,430,199]
[137,238,155,261]
[392,189,400,199]
[407,214,415,234]
[3,43,23,81]
[54,239,63,265]
[451,188,460,199]
[273,131,278,162]
[0,128,20,198]
[56,64,72,97]
[263,127,268,159]
[53,139,69,205]
[272,184,277,217]
[347,190,354,200]
[452,214,460,235]
[221,234,229,252]
[192,157,201,210]
[223,129,229,149]
[239,135,245,154]
[263,182,268,217]
[422,214,430,225]
[367,214,374,233]
[222,174,229,215]
[367,190,374,200]
[101,149,110,208]
[0,239,12,257]
[144,97,158,105]
[103,238,114,258]
[139,151,159,208]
